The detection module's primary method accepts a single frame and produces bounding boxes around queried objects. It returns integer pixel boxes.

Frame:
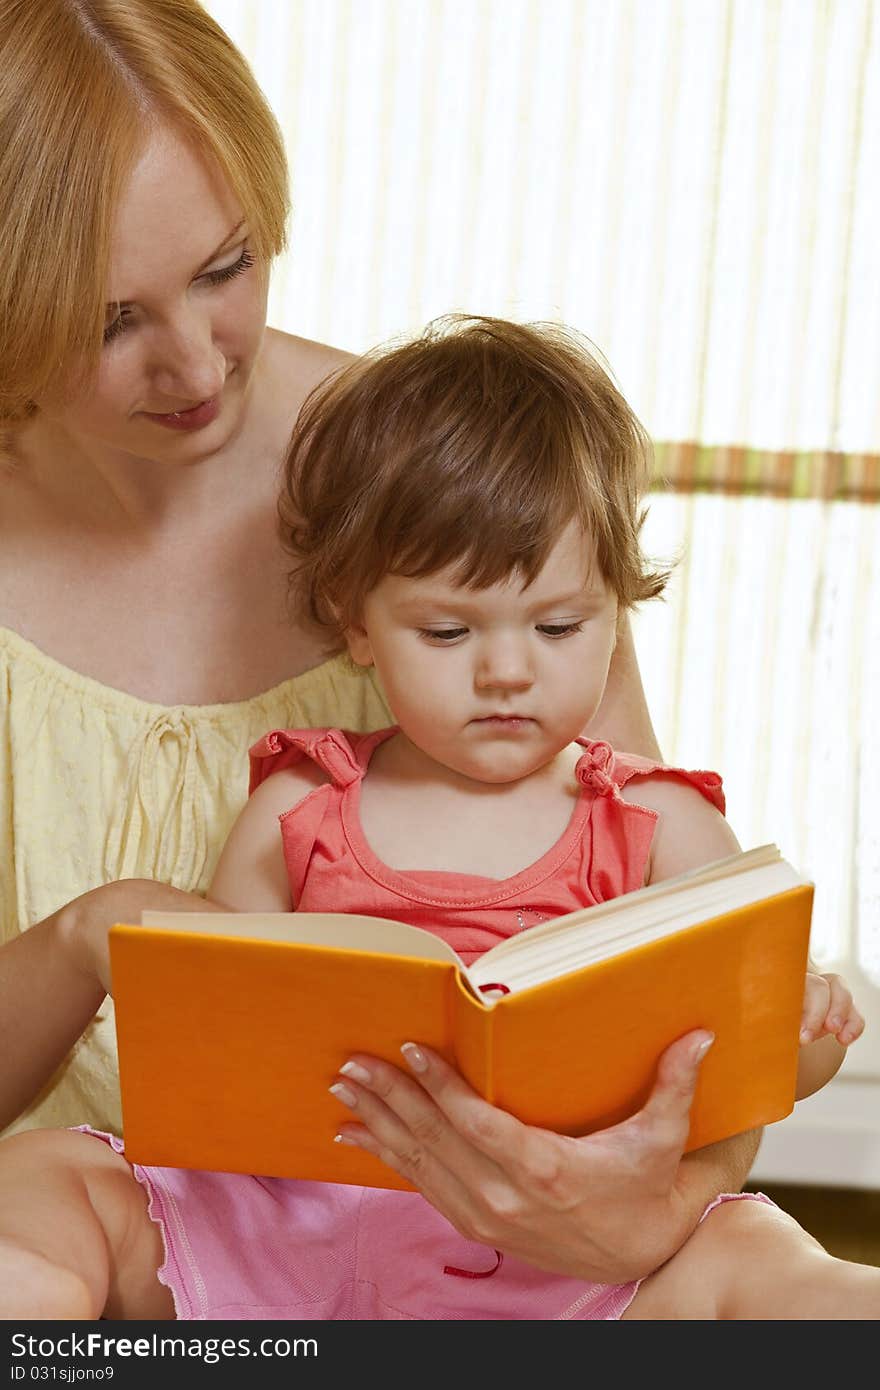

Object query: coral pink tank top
[248,726,726,961]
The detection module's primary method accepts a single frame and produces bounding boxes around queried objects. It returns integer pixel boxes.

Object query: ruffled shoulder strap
[572,740,727,900]
[248,726,365,797]
[246,727,398,906]
[246,728,362,908]
[574,739,724,813]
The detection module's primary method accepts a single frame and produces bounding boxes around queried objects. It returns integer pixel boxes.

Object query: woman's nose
[150,312,227,403]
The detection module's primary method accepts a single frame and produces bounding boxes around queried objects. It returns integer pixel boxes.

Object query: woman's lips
[143,396,220,431]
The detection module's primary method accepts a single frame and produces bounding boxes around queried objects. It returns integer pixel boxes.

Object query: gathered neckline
[338,726,600,905]
[0,624,361,723]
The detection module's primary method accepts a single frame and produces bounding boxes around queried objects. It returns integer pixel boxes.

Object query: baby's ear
[345,624,374,668]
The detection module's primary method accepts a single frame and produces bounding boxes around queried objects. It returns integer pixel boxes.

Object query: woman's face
[37,125,269,464]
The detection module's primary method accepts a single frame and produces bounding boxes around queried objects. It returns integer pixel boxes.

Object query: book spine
[451,971,495,1102]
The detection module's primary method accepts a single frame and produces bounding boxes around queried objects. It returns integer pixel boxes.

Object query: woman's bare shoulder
[264,327,357,399]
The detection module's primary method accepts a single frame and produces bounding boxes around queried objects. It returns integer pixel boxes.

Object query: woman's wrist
[677,1128,762,1205]
[621,1133,765,1276]
[0,900,107,1129]
[52,889,110,998]
[55,879,215,998]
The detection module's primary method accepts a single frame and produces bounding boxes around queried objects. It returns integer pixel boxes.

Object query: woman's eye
[101,248,256,347]
[417,627,469,643]
[201,247,256,286]
[102,309,132,345]
[536,621,584,638]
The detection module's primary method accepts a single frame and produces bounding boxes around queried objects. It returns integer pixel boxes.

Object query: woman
[0,0,759,1288]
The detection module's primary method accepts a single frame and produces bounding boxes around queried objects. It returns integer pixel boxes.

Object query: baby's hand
[800,970,865,1047]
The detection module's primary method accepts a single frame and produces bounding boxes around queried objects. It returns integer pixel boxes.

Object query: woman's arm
[1,765,320,1129]
[0,879,220,1131]
[584,613,662,759]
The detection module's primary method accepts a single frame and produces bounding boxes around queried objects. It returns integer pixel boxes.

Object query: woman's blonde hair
[0,0,289,424]
[282,315,669,643]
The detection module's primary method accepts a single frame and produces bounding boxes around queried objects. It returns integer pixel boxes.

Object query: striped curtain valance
[653,444,880,502]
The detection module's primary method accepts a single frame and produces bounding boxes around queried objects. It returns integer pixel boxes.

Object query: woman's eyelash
[203,247,256,285]
[102,248,256,344]
[102,311,130,345]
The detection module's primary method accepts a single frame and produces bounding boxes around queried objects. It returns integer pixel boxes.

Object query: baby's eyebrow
[527,588,607,607]
[388,586,606,616]
[105,219,247,312]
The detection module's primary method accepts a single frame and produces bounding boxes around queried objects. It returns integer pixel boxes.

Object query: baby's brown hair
[281,315,668,643]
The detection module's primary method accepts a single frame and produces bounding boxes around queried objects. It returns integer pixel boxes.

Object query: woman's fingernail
[333,1132,360,1146]
[401,1042,428,1073]
[329,1082,358,1109]
[693,1034,715,1062]
[340,1060,372,1085]
[800,1027,812,1044]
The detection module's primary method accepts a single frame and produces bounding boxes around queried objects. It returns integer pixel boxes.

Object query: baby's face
[346,521,619,786]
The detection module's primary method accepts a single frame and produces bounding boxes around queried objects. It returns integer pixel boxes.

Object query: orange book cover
[110,848,813,1192]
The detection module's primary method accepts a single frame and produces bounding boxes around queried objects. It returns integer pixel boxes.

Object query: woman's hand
[330,1029,731,1284]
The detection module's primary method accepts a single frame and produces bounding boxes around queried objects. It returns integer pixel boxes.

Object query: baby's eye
[417,627,469,643]
[536,621,584,638]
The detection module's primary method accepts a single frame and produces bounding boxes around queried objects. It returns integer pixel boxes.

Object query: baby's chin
[440,751,564,788]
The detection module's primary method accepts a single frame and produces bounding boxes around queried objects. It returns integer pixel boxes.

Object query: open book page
[140,845,804,1002]
[467,844,806,993]
[140,909,463,966]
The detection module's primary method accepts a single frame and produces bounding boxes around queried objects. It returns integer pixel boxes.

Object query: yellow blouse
[0,626,392,1137]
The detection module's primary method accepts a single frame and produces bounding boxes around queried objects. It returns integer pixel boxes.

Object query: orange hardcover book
[110,844,813,1192]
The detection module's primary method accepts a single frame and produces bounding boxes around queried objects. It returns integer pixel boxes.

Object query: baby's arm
[626,775,864,1103]
[207,761,328,910]
[625,772,741,883]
